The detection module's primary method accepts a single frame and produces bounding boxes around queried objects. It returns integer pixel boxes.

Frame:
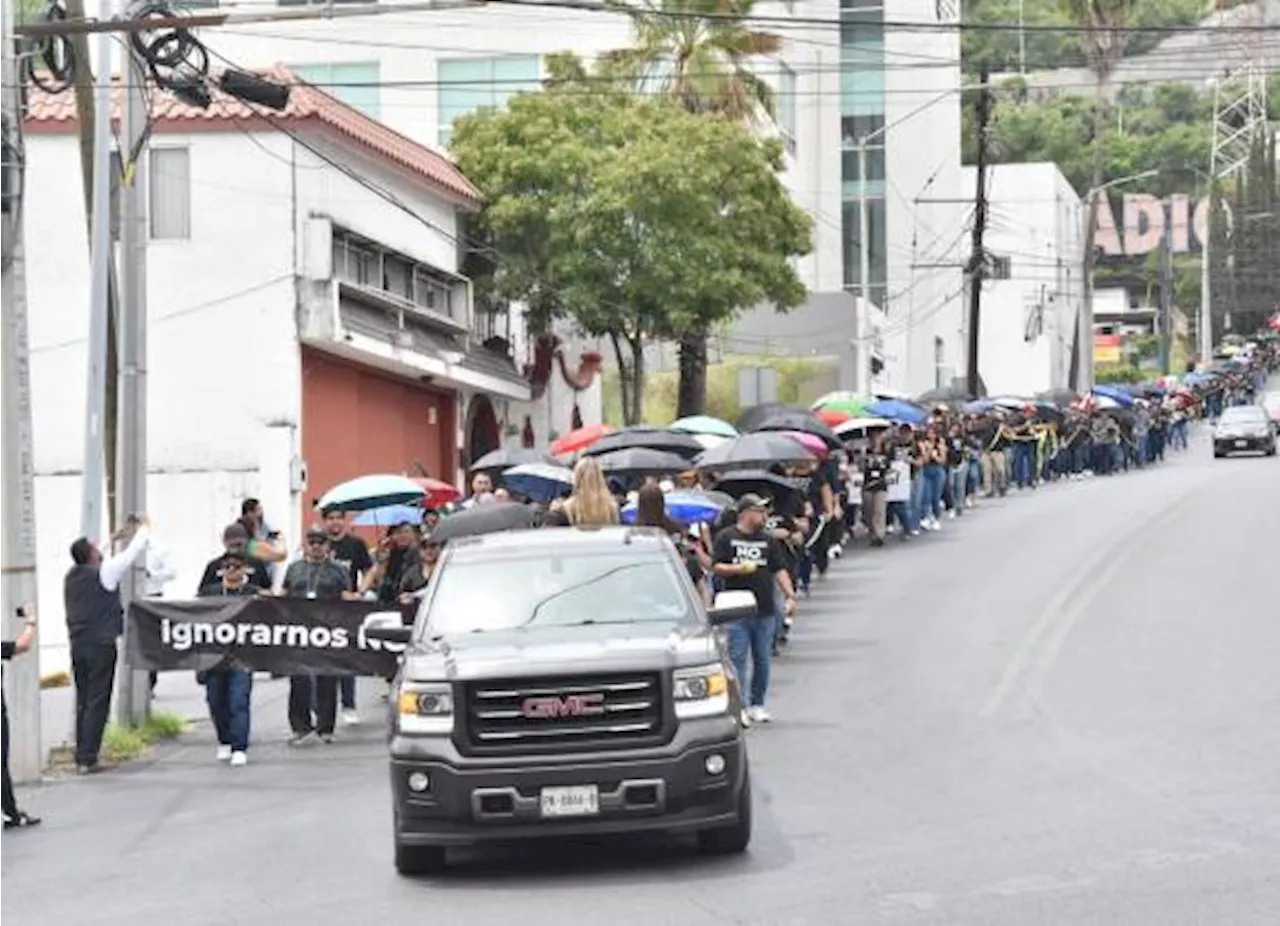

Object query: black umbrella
[916,385,971,405]
[713,470,809,517]
[593,448,690,476]
[582,427,703,460]
[1035,388,1080,408]
[738,404,841,448]
[695,432,816,471]
[430,501,537,542]
[470,447,558,473]
[1032,403,1065,425]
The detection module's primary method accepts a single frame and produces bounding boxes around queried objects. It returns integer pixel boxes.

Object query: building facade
[22,75,598,671]
[960,162,1084,396]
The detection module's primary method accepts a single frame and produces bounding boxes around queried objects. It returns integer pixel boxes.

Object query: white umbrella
[834,417,893,437]
[691,433,729,451]
[315,474,426,513]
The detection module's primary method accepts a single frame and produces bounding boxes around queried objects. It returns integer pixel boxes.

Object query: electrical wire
[21,0,77,94]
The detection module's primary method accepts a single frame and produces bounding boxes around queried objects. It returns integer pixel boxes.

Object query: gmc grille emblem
[521,693,606,719]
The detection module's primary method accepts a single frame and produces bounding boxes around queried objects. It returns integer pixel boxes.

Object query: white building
[960,162,1084,396]
[22,73,599,671]
[198,0,964,393]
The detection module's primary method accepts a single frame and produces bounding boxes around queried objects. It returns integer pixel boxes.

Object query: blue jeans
[909,474,926,530]
[727,614,779,708]
[922,464,946,521]
[950,465,968,514]
[339,676,356,710]
[1012,443,1034,488]
[205,668,252,752]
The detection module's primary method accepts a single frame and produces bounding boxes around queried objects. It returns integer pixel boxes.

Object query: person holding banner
[284,527,351,746]
[198,553,260,767]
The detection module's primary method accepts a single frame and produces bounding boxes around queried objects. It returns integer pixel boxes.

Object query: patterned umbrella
[812,392,874,417]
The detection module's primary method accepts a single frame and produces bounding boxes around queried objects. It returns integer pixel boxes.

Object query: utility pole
[855,138,872,394]
[115,0,150,725]
[965,67,992,399]
[79,1,115,544]
[2,0,44,782]
[1158,197,1173,375]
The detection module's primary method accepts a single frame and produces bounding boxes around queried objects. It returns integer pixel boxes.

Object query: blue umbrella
[1091,385,1135,406]
[669,415,738,438]
[865,398,927,426]
[352,505,423,527]
[620,489,726,527]
[502,462,573,503]
[315,474,426,513]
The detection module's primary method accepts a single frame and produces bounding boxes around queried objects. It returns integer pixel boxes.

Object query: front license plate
[540,785,600,818]
[1235,440,1248,448]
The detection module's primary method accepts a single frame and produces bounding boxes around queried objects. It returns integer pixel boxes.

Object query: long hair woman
[546,456,619,528]
[634,483,709,604]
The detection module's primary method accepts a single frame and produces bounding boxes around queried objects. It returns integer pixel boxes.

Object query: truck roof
[444,525,673,562]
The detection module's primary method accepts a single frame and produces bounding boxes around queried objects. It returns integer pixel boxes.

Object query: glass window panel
[777,63,797,145]
[438,56,540,146]
[149,148,190,240]
[841,147,885,182]
[841,197,886,289]
[293,62,381,117]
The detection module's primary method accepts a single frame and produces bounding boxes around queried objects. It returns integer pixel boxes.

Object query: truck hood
[402,622,719,682]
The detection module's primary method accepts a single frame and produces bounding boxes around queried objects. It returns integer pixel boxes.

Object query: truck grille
[463,673,663,752]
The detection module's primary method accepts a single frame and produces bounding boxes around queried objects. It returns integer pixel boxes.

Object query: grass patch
[39,670,71,689]
[100,711,187,765]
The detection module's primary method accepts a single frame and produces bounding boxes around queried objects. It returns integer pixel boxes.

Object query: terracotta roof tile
[24,65,481,208]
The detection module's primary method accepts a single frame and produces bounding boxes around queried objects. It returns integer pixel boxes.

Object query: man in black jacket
[63,516,151,773]
[284,527,352,745]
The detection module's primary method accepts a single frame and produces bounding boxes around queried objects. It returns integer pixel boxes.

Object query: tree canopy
[449,55,812,424]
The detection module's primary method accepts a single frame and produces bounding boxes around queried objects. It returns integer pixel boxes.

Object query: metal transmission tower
[1199,8,1271,362]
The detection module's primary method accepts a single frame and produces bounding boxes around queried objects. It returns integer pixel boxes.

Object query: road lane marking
[982,477,1210,719]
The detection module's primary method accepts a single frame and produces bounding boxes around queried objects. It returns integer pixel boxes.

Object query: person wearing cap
[198,522,277,594]
[711,494,797,726]
[283,527,352,745]
[198,552,261,767]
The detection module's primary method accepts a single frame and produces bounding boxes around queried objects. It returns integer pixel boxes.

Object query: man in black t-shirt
[322,507,374,724]
[712,495,797,726]
[861,436,890,546]
[198,523,274,594]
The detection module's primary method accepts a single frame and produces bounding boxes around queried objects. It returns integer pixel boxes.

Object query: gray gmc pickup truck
[365,526,757,876]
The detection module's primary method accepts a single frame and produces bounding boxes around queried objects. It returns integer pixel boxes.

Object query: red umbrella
[779,430,829,457]
[550,423,614,457]
[815,407,851,427]
[412,477,461,509]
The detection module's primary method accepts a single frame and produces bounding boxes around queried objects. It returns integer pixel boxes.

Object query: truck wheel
[395,841,446,876]
[697,773,752,855]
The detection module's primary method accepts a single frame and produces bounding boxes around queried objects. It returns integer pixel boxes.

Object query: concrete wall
[960,162,1083,396]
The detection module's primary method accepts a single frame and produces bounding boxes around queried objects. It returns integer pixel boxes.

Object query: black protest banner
[129,597,404,676]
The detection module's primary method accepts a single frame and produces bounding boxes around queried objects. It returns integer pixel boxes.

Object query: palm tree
[603,0,782,416]
[1060,0,1132,390]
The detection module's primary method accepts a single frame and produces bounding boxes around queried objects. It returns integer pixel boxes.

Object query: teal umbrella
[670,415,738,438]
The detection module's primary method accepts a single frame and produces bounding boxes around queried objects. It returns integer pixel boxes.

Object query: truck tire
[697,772,752,855]
[395,841,446,876]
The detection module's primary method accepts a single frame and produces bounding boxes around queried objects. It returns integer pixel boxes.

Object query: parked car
[1212,405,1277,458]
[364,526,756,876]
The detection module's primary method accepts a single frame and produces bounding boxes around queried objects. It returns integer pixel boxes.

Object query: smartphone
[15,606,26,619]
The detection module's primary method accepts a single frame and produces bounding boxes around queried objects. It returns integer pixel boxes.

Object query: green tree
[449,56,810,425]
[603,0,784,417]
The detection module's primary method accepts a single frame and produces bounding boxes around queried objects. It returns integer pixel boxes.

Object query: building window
[776,63,797,152]
[293,62,381,117]
[413,266,453,317]
[331,228,460,322]
[149,148,190,240]
[841,146,885,183]
[332,236,377,286]
[437,55,541,148]
[841,196,887,298]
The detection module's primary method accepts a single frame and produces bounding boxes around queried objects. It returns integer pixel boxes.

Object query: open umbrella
[1036,388,1080,408]
[593,448,690,477]
[691,433,730,452]
[695,432,816,471]
[583,427,703,459]
[1091,385,1135,407]
[470,447,559,473]
[430,501,537,543]
[915,384,971,404]
[316,474,426,513]
[778,430,830,457]
[740,405,841,448]
[812,390,869,412]
[815,407,851,427]
[712,470,809,516]
[669,415,738,438]
[550,423,614,457]
[412,477,461,509]
[352,504,424,527]
[865,399,927,426]
[502,462,573,503]
[620,489,726,526]
[834,416,893,438]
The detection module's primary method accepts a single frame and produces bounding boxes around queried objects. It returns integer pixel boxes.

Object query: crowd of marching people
[5,339,1274,823]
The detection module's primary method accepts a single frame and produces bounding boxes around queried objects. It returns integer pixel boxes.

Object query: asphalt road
[5,423,1279,926]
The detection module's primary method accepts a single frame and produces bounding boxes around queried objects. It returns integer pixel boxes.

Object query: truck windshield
[424,551,696,636]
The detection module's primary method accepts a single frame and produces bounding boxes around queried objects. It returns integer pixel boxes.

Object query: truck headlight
[397,682,454,735]
[673,663,730,719]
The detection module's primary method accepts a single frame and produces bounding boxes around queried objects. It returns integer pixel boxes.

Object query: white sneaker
[739,709,754,728]
[216,744,232,762]
[341,709,360,727]
[747,706,772,724]
[948,509,957,519]
[229,751,247,767]
[829,543,842,559]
